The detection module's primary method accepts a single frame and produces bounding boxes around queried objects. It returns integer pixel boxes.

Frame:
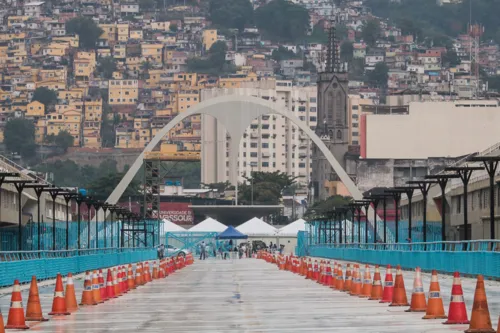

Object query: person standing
[199,241,206,260]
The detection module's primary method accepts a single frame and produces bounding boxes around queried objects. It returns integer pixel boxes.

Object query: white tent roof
[277,219,306,237]
[163,219,186,232]
[236,217,278,236]
[189,217,227,232]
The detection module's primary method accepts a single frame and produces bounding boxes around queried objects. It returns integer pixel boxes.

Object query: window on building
[250,152,257,157]
[262,143,269,148]
[250,124,258,129]
[352,132,359,136]
[262,162,269,167]
[352,105,359,110]
[250,143,257,148]
[310,116,317,122]
[298,106,306,112]
[352,140,359,145]
[336,130,342,139]
[299,163,306,168]
[310,97,317,103]
[352,114,359,119]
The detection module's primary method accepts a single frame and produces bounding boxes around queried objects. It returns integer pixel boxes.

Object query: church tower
[311,23,349,201]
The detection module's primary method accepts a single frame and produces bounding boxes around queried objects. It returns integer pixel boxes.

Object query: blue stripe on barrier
[0,248,158,287]
[307,243,500,279]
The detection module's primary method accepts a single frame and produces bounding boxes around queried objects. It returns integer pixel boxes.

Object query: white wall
[365,100,500,159]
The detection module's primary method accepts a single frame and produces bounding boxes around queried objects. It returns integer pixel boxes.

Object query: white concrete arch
[105,95,382,238]
[106,94,364,204]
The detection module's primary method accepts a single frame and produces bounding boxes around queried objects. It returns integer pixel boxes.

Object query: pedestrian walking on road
[199,241,207,260]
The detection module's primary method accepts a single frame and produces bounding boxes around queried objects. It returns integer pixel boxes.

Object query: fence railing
[0,247,158,287]
[308,240,500,278]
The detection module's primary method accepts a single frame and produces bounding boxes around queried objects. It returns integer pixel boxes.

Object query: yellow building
[117,24,129,42]
[36,80,65,91]
[114,44,126,59]
[38,68,67,82]
[43,42,68,57]
[141,43,163,64]
[99,24,117,42]
[53,35,79,48]
[7,16,29,28]
[26,101,45,117]
[34,118,47,143]
[58,88,85,101]
[108,79,139,105]
[170,90,200,113]
[62,110,81,145]
[74,59,93,81]
[202,29,217,51]
[151,22,171,31]
[130,29,143,40]
[218,72,257,88]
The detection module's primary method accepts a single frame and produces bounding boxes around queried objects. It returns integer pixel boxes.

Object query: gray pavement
[0,258,498,332]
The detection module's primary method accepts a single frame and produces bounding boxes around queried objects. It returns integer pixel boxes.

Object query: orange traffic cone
[330,262,337,289]
[48,273,70,315]
[465,275,495,333]
[0,306,5,333]
[336,264,344,291]
[406,267,426,312]
[159,262,166,279]
[369,265,383,300]
[380,265,394,303]
[152,261,159,279]
[360,265,372,298]
[106,269,116,299]
[135,264,143,286]
[65,273,78,312]
[5,280,28,329]
[313,260,319,281]
[80,271,97,306]
[423,270,447,319]
[128,264,136,289]
[91,271,103,304]
[98,269,107,302]
[112,268,121,296]
[25,276,48,321]
[325,261,332,286]
[350,265,362,296]
[343,264,352,292]
[306,259,313,279]
[121,266,128,293]
[389,265,409,307]
[144,262,152,283]
[444,272,469,325]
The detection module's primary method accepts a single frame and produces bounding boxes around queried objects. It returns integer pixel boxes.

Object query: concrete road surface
[0,258,499,332]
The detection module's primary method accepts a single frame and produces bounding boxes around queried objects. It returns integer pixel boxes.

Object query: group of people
[268,242,285,255]
[198,240,253,260]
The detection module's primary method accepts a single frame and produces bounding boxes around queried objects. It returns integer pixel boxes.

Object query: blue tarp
[217,226,248,240]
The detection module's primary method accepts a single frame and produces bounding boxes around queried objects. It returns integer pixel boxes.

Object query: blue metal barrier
[308,240,500,279]
[0,248,158,287]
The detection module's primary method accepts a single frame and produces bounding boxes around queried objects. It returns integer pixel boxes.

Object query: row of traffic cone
[0,256,193,331]
[259,252,500,333]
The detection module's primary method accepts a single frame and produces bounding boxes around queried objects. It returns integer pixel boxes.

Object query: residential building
[201,80,317,187]
[108,79,139,105]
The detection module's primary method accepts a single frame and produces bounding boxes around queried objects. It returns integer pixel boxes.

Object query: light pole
[62,192,78,250]
[406,181,438,244]
[386,189,403,243]
[25,183,50,251]
[47,186,62,250]
[394,186,420,242]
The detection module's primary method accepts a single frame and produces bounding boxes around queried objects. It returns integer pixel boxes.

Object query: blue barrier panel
[308,240,500,279]
[0,248,158,287]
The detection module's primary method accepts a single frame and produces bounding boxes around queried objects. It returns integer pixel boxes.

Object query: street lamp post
[75,195,85,250]
[394,186,419,242]
[24,183,50,251]
[445,166,484,241]
[386,190,403,243]
[102,204,110,248]
[85,197,93,248]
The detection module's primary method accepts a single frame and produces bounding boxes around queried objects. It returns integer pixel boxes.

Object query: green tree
[4,118,36,158]
[304,195,351,219]
[255,0,309,42]
[340,41,354,63]
[54,130,75,152]
[209,0,253,31]
[238,171,297,204]
[139,0,155,11]
[97,57,117,79]
[442,49,460,67]
[187,41,236,74]
[88,172,139,201]
[271,46,299,62]
[368,62,389,87]
[307,22,328,44]
[169,23,178,32]
[203,181,234,192]
[361,19,381,47]
[32,87,58,111]
[66,17,103,49]
[100,102,118,148]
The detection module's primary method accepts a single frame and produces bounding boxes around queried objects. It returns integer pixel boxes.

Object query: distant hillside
[367,0,500,44]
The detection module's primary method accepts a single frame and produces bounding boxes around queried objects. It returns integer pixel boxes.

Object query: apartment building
[201,80,317,186]
[108,79,139,105]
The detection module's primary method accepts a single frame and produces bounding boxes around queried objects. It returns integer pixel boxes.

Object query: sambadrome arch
[106,95,366,208]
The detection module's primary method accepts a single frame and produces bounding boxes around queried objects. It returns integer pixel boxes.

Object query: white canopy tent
[277,218,306,237]
[189,217,227,232]
[236,217,278,236]
[163,219,186,232]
